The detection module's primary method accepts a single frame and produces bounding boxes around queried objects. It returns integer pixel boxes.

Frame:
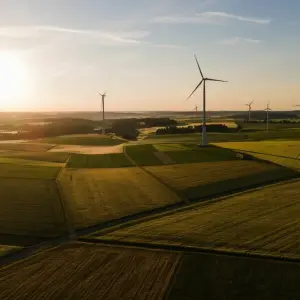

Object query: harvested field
[153,143,193,152]
[154,152,175,164]
[145,160,297,200]
[0,243,180,300]
[217,141,300,170]
[125,145,163,166]
[58,168,181,229]
[41,135,124,146]
[49,144,124,154]
[0,178,66,237]
[100,180,300,258]
[168,252,300,300]
[67,153,133,168]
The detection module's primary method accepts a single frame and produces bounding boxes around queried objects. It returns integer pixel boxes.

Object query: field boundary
[79,238,300,264]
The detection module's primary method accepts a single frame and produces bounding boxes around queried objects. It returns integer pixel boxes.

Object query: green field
[58,167,181,229]
[99,180,300,258]
[168,252,300,300]
[0,162,61,179]
[0,151,69,163]
[0,142,55,152]
[0,178,66,237]
[0,243,180,299]
[145,160,297,200]
[40,135,124,146]
[125,144,163,166]
[0,244,22,257]
[217,141,300,171]
[67,153,133,168]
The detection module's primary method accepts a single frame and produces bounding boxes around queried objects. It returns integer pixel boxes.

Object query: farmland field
[145,160,297,200]
[125,145,163,166]
[0,243,180,300]
[99,180,300,258]
[58,167,181,229]
[67,153,133,168]
[0,245,22,257]
[0,178,66,237]
[0,142,55,152]
[0,151,69,163]
[217,141,300,170]
[168,252,300,300]
[40,134,124,146]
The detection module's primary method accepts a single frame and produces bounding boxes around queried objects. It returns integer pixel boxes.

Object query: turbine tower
[99,92,107,121]
[245,101,254,122]
[187,55,227,146]
[264,101,272,133]
[194,105,198,112]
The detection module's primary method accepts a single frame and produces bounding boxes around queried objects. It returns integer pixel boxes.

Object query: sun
[0,51,31,109]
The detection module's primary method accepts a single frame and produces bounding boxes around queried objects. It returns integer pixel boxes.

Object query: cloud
[220,37,263,45]
[0,26,150,45]
[152,11,271,25]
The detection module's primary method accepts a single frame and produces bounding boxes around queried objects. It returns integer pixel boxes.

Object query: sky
[0,0,299,111]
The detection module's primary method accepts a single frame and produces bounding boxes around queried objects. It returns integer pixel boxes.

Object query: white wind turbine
[194,105,198,112]
[187,55,227,146]
[245,101,254,122]
[264,101,272,132]
[98,92,107,121]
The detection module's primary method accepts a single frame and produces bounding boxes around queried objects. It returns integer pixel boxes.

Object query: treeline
[156,124,238,135]
[243,119,300,124]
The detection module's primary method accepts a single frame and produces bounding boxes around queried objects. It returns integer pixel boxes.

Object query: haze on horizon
[0,0,299,112]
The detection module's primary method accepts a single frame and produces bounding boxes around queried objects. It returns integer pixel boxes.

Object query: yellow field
[0,243,180,299]
[58,167,181,229]
[145,160,296,200]
[217,141,300,170]
[0,245,22,257]
[0,178,66,237]
[102,180,300,258]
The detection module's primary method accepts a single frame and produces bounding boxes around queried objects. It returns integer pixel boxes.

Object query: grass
[168,252,300,300]
[58,167,181,229]
[0,245,22,257]
[0,178,66,237]
[153,143,194,152]
[0,243,179,299]
[0,163,61,179]
[217,140,300,171]
[40,135,124,146]
[0,151,69,163]
[67,153,133,168]
[100,180,300,259]
[144,160,297,201]
[0,142,55,152]
[125,144,163,166]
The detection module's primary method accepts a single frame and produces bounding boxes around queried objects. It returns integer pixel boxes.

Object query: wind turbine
[245,101,254,122]
[193,105,198,112]
[98,92,107,121]
[187,55,227,146]
[264,101,272,132]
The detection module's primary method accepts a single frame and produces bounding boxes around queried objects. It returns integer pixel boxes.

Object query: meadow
[145,160,297,200]
[99,180,300,258]
[0,151,69,163]
[0,242,180,300]
[67,153,133,168]
[58,167,181,229]
[0,142,55,152]
[40,134,125,146]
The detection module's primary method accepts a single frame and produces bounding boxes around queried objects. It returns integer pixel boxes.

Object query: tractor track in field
[1,177,300,268]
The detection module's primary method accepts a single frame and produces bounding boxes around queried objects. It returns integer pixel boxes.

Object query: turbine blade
[206,78,228,83]
[250,100,254,105]
[187,80,203,101]
[194,55,204,79]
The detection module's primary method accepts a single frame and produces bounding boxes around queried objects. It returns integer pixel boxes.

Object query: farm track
[1,177,299,268]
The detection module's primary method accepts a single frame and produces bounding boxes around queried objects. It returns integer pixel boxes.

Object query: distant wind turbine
[98,92,107,121]
[264,101,272,133]
[193,105,198,112]
[245,101,254,122]
[293,105,300,108]
[187,55,227,146]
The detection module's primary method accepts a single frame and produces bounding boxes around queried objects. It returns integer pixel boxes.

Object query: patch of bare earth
[49,144,124,154]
